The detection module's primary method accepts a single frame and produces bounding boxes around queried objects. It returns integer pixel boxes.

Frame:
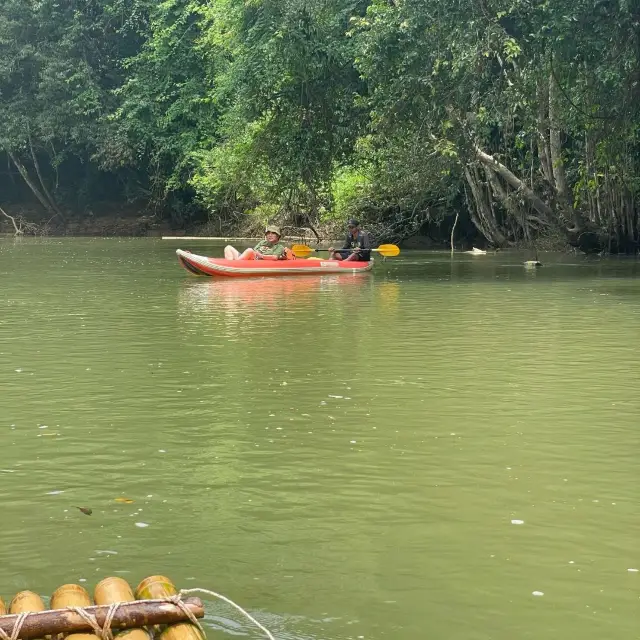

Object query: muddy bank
[0,204,584,252]
[0,204,173,237]
[0,207,329,241]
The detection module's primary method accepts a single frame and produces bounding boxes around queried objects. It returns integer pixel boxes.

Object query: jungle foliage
[1,0,638,251]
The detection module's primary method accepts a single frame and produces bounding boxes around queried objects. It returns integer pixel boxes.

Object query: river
[1,238,638,640]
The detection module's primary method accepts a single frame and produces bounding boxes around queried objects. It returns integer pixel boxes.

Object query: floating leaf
[114,497,134,504]
[75,506,93,516]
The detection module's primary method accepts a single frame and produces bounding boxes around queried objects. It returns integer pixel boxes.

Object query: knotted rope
[164,595,204,634]
[66,603,121,640]
[0,612,28,640]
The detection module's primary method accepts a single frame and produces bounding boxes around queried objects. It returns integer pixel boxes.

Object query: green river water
[1,238,639,640]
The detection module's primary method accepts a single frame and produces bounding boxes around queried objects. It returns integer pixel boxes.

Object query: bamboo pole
[0,598,204,640]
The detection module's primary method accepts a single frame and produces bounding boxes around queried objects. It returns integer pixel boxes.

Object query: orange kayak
[176,249,374,277]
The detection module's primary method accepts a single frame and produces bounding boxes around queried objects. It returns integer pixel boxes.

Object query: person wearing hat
[329,219,372,261]
[224,225,289,260]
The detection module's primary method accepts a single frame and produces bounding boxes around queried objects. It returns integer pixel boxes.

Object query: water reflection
[177,274,374,317]
[376,281,400,310]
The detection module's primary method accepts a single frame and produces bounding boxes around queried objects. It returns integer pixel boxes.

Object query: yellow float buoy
[94,578,151,640]
[9,590,46,613]
[50,584,97,640]
[135,577,204,640]
[135,576,177,600]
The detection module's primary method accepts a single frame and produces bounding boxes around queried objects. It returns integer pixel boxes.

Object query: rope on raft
[179,589,275,640]
[0,590,275,640]
[68,603,121,640]
[0,612,28,640]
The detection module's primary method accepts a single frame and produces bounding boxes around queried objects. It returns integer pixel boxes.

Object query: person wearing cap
[329,219,372,261]
[224,225,289,260]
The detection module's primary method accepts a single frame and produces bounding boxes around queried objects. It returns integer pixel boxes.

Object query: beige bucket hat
[265,225,282,236]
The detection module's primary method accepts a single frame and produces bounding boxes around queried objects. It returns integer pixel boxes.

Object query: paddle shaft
[313,247,371,253]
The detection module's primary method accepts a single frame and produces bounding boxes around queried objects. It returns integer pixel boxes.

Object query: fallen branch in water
[0,207,47,236]
[0,206,23,235]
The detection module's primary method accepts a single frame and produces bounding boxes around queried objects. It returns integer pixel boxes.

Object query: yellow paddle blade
[291,244,314,257]
[291,243,400,258]
[373,244,400,257]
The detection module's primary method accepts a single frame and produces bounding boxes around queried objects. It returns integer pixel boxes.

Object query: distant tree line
[1,0,638,252]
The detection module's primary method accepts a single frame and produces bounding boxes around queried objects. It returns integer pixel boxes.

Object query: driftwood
[0,597,204,640]
[0,207,22,235]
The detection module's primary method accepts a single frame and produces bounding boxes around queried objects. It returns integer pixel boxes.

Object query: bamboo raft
[0,576,205,640]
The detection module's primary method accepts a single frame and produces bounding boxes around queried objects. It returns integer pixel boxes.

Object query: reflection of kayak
[176,249,374,277]
[178,273,371,316]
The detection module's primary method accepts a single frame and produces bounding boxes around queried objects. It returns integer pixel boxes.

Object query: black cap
[347,218,360,227]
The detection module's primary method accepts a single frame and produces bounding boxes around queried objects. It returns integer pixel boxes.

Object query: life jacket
[283,247,297,260]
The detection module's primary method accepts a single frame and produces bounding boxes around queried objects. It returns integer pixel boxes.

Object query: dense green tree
[0,0,148,219]
[190,0,368,233]
[352,0,640,250]
[0,0,638,251]
[102,0,217,224]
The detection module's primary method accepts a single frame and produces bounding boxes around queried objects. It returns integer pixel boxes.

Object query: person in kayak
[328,219,372,261]
[224,225,290,260]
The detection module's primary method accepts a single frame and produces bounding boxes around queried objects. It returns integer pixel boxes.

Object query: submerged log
[0,597,204,640]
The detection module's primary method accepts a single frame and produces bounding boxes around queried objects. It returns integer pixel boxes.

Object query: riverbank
[0,207,384,245]
[1,205,634,254]
[0,204,166,237]
[0,205,482,251]
[0,205,314,239]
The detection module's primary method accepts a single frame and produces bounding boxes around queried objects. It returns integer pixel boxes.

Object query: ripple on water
[1,241,639,640]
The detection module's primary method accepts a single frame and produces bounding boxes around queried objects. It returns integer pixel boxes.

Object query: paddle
[291,243,400,258]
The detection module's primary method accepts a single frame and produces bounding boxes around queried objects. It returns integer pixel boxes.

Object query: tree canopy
[1,0,638,251]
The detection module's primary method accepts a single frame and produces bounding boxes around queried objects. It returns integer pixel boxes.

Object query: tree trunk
[463,165,507,245]
[7,151,57,218]
[536,77,553,184]
[584,129,599,225]
[28,132,66,223]
[450,211,459,253]
[474,146,555,223]
[548,72,569,203]
[485,165,517,216]
[484,164,551,242]
[549,69,580,230]
[302,183,321,242]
